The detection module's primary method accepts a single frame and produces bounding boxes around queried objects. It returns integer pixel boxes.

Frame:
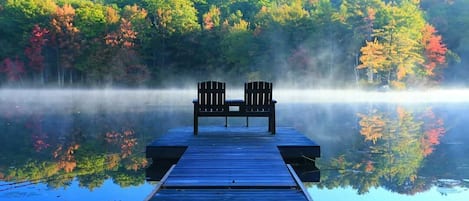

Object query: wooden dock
[145,126,320,201]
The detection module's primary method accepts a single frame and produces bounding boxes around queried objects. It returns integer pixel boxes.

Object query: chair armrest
[193,99,198,104]
[272,100,277,104]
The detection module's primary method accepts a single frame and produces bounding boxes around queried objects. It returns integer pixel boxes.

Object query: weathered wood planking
[163,145,297,188]
[148,127,319,147]
[145,126,319,200]
[150,189,309,201]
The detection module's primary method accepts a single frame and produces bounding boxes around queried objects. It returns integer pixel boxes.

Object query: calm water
[1,89,468,201]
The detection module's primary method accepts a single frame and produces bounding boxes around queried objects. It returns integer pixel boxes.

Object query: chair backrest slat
[197,81,226,112]
[245,81,273,112]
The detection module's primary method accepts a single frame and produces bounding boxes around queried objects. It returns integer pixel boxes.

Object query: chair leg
[225,116,228,127]
[246,117,249,127]
[272,113,276,134]
[268,116,272,133]
[194,104,198,135]
[194,116,198,135]
[269,114,276,135]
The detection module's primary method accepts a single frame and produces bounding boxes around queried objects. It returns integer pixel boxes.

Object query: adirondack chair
[193,81,276,135]
[244,81,276,134]
[193,81,227,135]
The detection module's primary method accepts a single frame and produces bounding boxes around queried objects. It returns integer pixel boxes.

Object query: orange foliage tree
[50,4,80,86]
[422,24,448,80]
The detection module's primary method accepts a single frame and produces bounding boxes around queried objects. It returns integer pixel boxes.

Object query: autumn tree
[358,38,387,84]
[337,0,385,86]
[104,18,150,86]
[24,24,48,84]
[370,1,426,89]
[421,24,448,83]
[50,4,81,87]
[203,5,221,30]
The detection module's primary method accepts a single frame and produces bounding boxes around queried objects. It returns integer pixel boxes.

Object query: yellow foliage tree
[358,38,387,83]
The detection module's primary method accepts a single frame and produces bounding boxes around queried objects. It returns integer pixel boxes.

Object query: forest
[0,0,468,88]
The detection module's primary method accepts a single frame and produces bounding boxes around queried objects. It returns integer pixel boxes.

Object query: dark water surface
[1,89,468,201]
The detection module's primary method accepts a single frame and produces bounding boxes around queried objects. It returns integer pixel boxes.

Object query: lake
[1,89,468,201]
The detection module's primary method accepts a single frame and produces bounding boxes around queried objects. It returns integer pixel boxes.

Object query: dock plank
[146,126,318,200]
[150,189,309,201]
[163,145,297,187]
[149,127,320,147]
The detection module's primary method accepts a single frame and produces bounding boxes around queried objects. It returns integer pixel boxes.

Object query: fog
[2,89,469,107]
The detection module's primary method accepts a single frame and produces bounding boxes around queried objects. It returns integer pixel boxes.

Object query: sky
[0,180,156,201]
[2,180,468,201]
[308,186,469,201]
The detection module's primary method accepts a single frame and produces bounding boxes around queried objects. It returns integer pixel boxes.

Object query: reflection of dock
[145,127,320,200]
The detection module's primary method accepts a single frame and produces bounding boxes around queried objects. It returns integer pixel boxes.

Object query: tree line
[0,0,465,88]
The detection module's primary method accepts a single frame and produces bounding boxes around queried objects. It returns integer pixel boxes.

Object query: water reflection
[313,105,444,194]
[0,94,190,201]
[1,90,469,200]
[295,104,469,198]
[0,111,148,192]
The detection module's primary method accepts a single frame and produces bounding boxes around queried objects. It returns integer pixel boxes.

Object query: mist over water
[2,89,469,109]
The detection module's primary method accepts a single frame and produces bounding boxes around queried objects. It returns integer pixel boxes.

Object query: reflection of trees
[47,174,74,189]
[0,110,149,191]
[77,173,108,191]
[110,169,146,187]
[105,129,138,158]
[317,105,445,195]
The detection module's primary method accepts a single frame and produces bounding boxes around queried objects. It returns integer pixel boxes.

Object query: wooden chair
[244,81,276,134]
[193,81,227,135]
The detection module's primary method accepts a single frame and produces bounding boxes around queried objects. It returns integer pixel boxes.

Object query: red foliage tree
[24,24,49,73]
[1,57,26,82]
[422,24,448,77]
